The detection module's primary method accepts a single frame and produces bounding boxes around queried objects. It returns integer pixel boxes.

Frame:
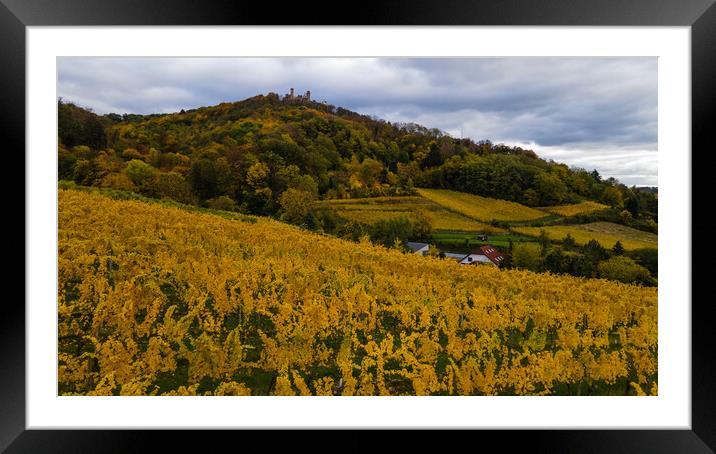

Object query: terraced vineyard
[512,222,658,250]
[540,201,610,217]
[322,196,502,233]
[416,188,548,222]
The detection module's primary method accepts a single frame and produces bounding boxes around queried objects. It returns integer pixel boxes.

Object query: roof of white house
[477,245,506,266]
[406,242,429,252]
[444,252,468,261]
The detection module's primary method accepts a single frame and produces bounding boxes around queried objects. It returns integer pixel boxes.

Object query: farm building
[444,252,468,261]
[477,245,506,266]
[460,253,495,266]
[455,245,507,267]
[406,242,430,256]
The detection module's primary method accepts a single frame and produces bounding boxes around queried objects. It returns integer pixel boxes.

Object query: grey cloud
[58,57,657,186]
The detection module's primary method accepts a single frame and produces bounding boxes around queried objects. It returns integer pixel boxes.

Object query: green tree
[369,217,414,248]
[598,256,652,285]
[148,148,162,168]
[58,99,107,149]
[645,218,658,234]
[125,159,156,187]
[72,159,99,186]
[562,233,576,249]
[583,239,610,261]
[612,241,624,256]
[410,210,433,241]
[522,188,540,206]
[246,162,270,189]
[538,229,550,256]
[543,248,566,274]
[511,243,542,271]
[628,248,658,277]
[619,209,633,225]
[150,172,194,204]
[534,172,568,205]
[189,157,234,201]
[206,195,240,212]
[100,173,136,192]
[58,144,77,180]
[279,188,315,225]
[121,148,144,161]
[602,186,624,208]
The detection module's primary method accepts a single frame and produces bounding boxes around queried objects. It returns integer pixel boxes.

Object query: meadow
[416,188,548,222]
[511,222,658,250]
[430,232,536,253]
[58,189,657,396]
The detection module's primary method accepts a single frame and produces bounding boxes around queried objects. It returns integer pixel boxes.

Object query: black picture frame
[4,0,713,451]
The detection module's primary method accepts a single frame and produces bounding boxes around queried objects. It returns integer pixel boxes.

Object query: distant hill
[57,94,657,222]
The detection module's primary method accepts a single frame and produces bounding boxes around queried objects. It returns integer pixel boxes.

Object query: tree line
[505,233,657,286]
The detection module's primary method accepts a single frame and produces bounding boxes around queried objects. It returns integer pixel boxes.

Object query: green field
[511,222,658,250]
[431,231,537,253]
[416,188,548,222]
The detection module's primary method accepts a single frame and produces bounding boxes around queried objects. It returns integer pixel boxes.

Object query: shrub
[100,173,137,192]
[598,256,652,285]
[206,195,240,212]
[511,243,542,271]
[124,159,156,186]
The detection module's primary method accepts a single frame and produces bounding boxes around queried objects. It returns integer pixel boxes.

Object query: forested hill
[57,94,656,220]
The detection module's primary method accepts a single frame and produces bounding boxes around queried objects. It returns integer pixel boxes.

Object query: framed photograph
[6,0,714,450]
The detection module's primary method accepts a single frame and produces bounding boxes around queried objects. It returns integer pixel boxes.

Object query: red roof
[477,245,506,266]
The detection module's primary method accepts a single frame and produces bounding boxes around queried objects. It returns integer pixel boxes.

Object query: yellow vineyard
[540,201,610,217]
[512,222,658,250]
[416,188,548,222]
[322,196,501,233]
[58,189,657,396]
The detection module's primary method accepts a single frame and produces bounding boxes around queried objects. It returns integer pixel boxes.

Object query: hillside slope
[58,189,657,396]
[417,188,548,222]
[57,96,658,226]
[512,223,658,251]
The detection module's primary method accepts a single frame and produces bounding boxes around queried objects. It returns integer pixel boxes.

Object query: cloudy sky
[58,57,657,186]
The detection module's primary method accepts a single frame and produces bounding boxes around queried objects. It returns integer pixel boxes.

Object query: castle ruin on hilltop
[282,87,311,104]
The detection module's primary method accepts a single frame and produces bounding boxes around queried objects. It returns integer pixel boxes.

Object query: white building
[444,252,468,261]
[406,242,430,256]
[459,253,496,266]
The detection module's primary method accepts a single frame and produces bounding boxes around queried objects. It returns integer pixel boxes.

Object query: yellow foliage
[512,223,657,250]
[541,201,609,217]
[417,188,547,222]
[215,381,252,396]
[323,196,502,233]
[58,189,657,396]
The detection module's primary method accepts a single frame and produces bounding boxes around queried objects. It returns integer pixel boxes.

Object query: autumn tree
[511,243,542,271]
[598,256,651,285]
[410,210,433,241]
[279,188,315,225]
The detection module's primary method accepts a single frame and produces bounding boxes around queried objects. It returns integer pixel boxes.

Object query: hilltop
[58,93,657,224]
